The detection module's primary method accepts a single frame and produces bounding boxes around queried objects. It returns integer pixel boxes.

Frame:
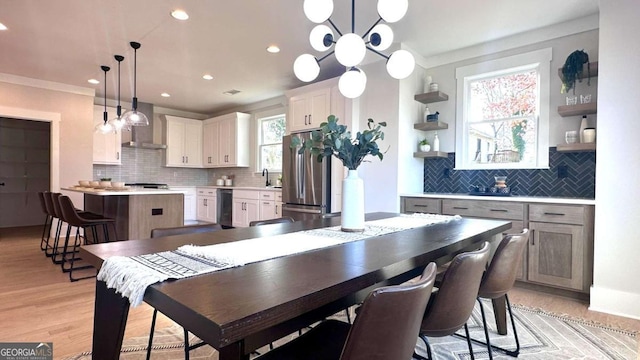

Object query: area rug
[64,301,637,360]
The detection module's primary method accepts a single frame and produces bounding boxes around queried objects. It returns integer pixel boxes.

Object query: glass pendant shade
[294,54,320,82]
[386,49,415,79]
[377,0,408,23]
[108,116,127,132]
[335,33,366,67]
[95,120,115,134]
[368,24,393,51]
[338,67,367,99]
[303,0,334,23]
[122,107,149,127]
[310,25,334,52]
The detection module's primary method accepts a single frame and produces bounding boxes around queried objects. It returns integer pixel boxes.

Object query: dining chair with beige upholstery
[256,262,438,360]
[415,242,491,360]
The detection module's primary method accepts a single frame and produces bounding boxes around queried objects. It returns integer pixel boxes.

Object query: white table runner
[98,213,460,306]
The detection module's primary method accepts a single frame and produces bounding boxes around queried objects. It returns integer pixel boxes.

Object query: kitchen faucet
[262,168,271,187]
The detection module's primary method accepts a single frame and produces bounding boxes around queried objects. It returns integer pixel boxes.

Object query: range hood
[122,102,167,149]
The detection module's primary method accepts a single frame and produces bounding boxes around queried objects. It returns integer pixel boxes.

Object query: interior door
[0,118,51,227]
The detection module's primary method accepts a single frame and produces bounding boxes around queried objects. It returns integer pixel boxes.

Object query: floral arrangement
[293,115,387,170]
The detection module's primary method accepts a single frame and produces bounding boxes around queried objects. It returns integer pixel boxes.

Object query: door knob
[0,182,5,186]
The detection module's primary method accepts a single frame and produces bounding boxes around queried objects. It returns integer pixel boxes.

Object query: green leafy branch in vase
[291,115,387,170]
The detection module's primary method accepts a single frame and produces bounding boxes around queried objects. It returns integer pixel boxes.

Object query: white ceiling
[0,0,599,115]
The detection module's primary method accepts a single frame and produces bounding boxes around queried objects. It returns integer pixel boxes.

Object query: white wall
[590,0,640,319]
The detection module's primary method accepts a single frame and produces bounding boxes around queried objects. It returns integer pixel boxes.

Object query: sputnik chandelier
[294,0,415,98]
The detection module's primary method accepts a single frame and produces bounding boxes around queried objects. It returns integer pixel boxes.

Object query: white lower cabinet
[172,187,197,223]
[196,188,217,223]
[232,190,260,227]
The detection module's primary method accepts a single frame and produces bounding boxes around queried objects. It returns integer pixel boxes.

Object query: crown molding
[0,72,95,97]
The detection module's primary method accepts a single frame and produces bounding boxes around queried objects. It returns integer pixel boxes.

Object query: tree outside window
[468,69,538,165]
[258,114,286,171]
[455,48,551,170]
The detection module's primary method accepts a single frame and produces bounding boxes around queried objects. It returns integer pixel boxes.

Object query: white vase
[341,169,365,232]
[419,144,431,152]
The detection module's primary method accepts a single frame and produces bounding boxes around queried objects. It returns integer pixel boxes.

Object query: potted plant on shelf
[418,138,430,152]
[292,115,387,232]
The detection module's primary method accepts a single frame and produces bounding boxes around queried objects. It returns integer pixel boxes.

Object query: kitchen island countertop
[400,192,595,205]
[63,186,185,196]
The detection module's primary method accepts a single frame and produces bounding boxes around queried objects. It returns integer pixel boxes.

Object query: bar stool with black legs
[45,192,66,263]
[57,194,117,281]
[38,191,54,253]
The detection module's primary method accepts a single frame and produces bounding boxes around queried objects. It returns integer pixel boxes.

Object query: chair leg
[146,309,158,360]
[505,295,520,356]
[345,308,352,324]
[68,227,96,282]
[478,299,494,360]
[464,323,475,360]
[50,220,64,264]
[40,215,52,251]
[413,334,431,360]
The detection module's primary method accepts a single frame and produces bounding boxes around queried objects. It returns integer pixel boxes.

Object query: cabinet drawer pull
[453,206,468,210]
[415,204,429,208]
[544,212,565,216]
[490,209,508,212]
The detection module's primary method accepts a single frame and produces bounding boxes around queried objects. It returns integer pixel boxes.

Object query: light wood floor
[1,225,639,359]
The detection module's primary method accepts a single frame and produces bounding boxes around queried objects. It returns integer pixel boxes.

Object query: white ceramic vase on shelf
[341,169,365,232]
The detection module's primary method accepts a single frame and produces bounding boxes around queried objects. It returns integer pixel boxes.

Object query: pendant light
[108,55,127,132]
[94,65,114,134]
[122,41,149,126]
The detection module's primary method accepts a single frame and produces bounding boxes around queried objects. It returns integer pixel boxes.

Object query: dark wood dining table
[80,212,511,360]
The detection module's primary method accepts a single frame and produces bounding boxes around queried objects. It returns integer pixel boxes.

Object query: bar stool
[57,195,117,281]
[38,191,54,253]
[46,192,66,263]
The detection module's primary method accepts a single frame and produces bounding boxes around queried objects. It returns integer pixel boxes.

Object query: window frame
[454,48,552,170]
[256,112,286,172]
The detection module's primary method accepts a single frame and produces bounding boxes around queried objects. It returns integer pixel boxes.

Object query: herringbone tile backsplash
[423,148,595,198]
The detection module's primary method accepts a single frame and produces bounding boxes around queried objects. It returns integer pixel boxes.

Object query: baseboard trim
[514,281,589,302]
[589,285,640,320]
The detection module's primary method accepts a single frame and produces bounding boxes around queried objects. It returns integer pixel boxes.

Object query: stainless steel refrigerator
[282,132,331,221]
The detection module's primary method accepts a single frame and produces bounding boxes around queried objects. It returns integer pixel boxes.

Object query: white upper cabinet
[93,105,122,165]
[202,112,250,168]
[164,115,203,168]
[288,88,330,132]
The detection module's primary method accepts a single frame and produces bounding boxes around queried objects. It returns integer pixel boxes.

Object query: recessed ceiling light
[0,22,7,31]
[171,10,189,20]
[88,79,100,85]
[266,45,280,53]
[161,93,171,97]
[202,74,213,80]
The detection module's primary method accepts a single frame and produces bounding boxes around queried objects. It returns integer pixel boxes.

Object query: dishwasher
[217,188,233,228]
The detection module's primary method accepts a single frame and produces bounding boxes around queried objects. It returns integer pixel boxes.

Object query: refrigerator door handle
[282,205,322,214]
[296,151,304,199]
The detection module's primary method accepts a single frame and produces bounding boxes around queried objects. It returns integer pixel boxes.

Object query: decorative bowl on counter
[79,180,90,187]
[99,181,112,188]
[111,181,125,188]
[90,181,100,187]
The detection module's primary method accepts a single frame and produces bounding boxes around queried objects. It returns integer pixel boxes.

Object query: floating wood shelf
[558,61,598,82]
[556,143,596,152]
[414,121,449,131]
[413,151,448,159]
[414,91,449,104]
[557,102,597,117]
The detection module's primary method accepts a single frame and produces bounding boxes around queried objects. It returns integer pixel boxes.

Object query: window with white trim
[257,114,285,171]
[455,48,552,169]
